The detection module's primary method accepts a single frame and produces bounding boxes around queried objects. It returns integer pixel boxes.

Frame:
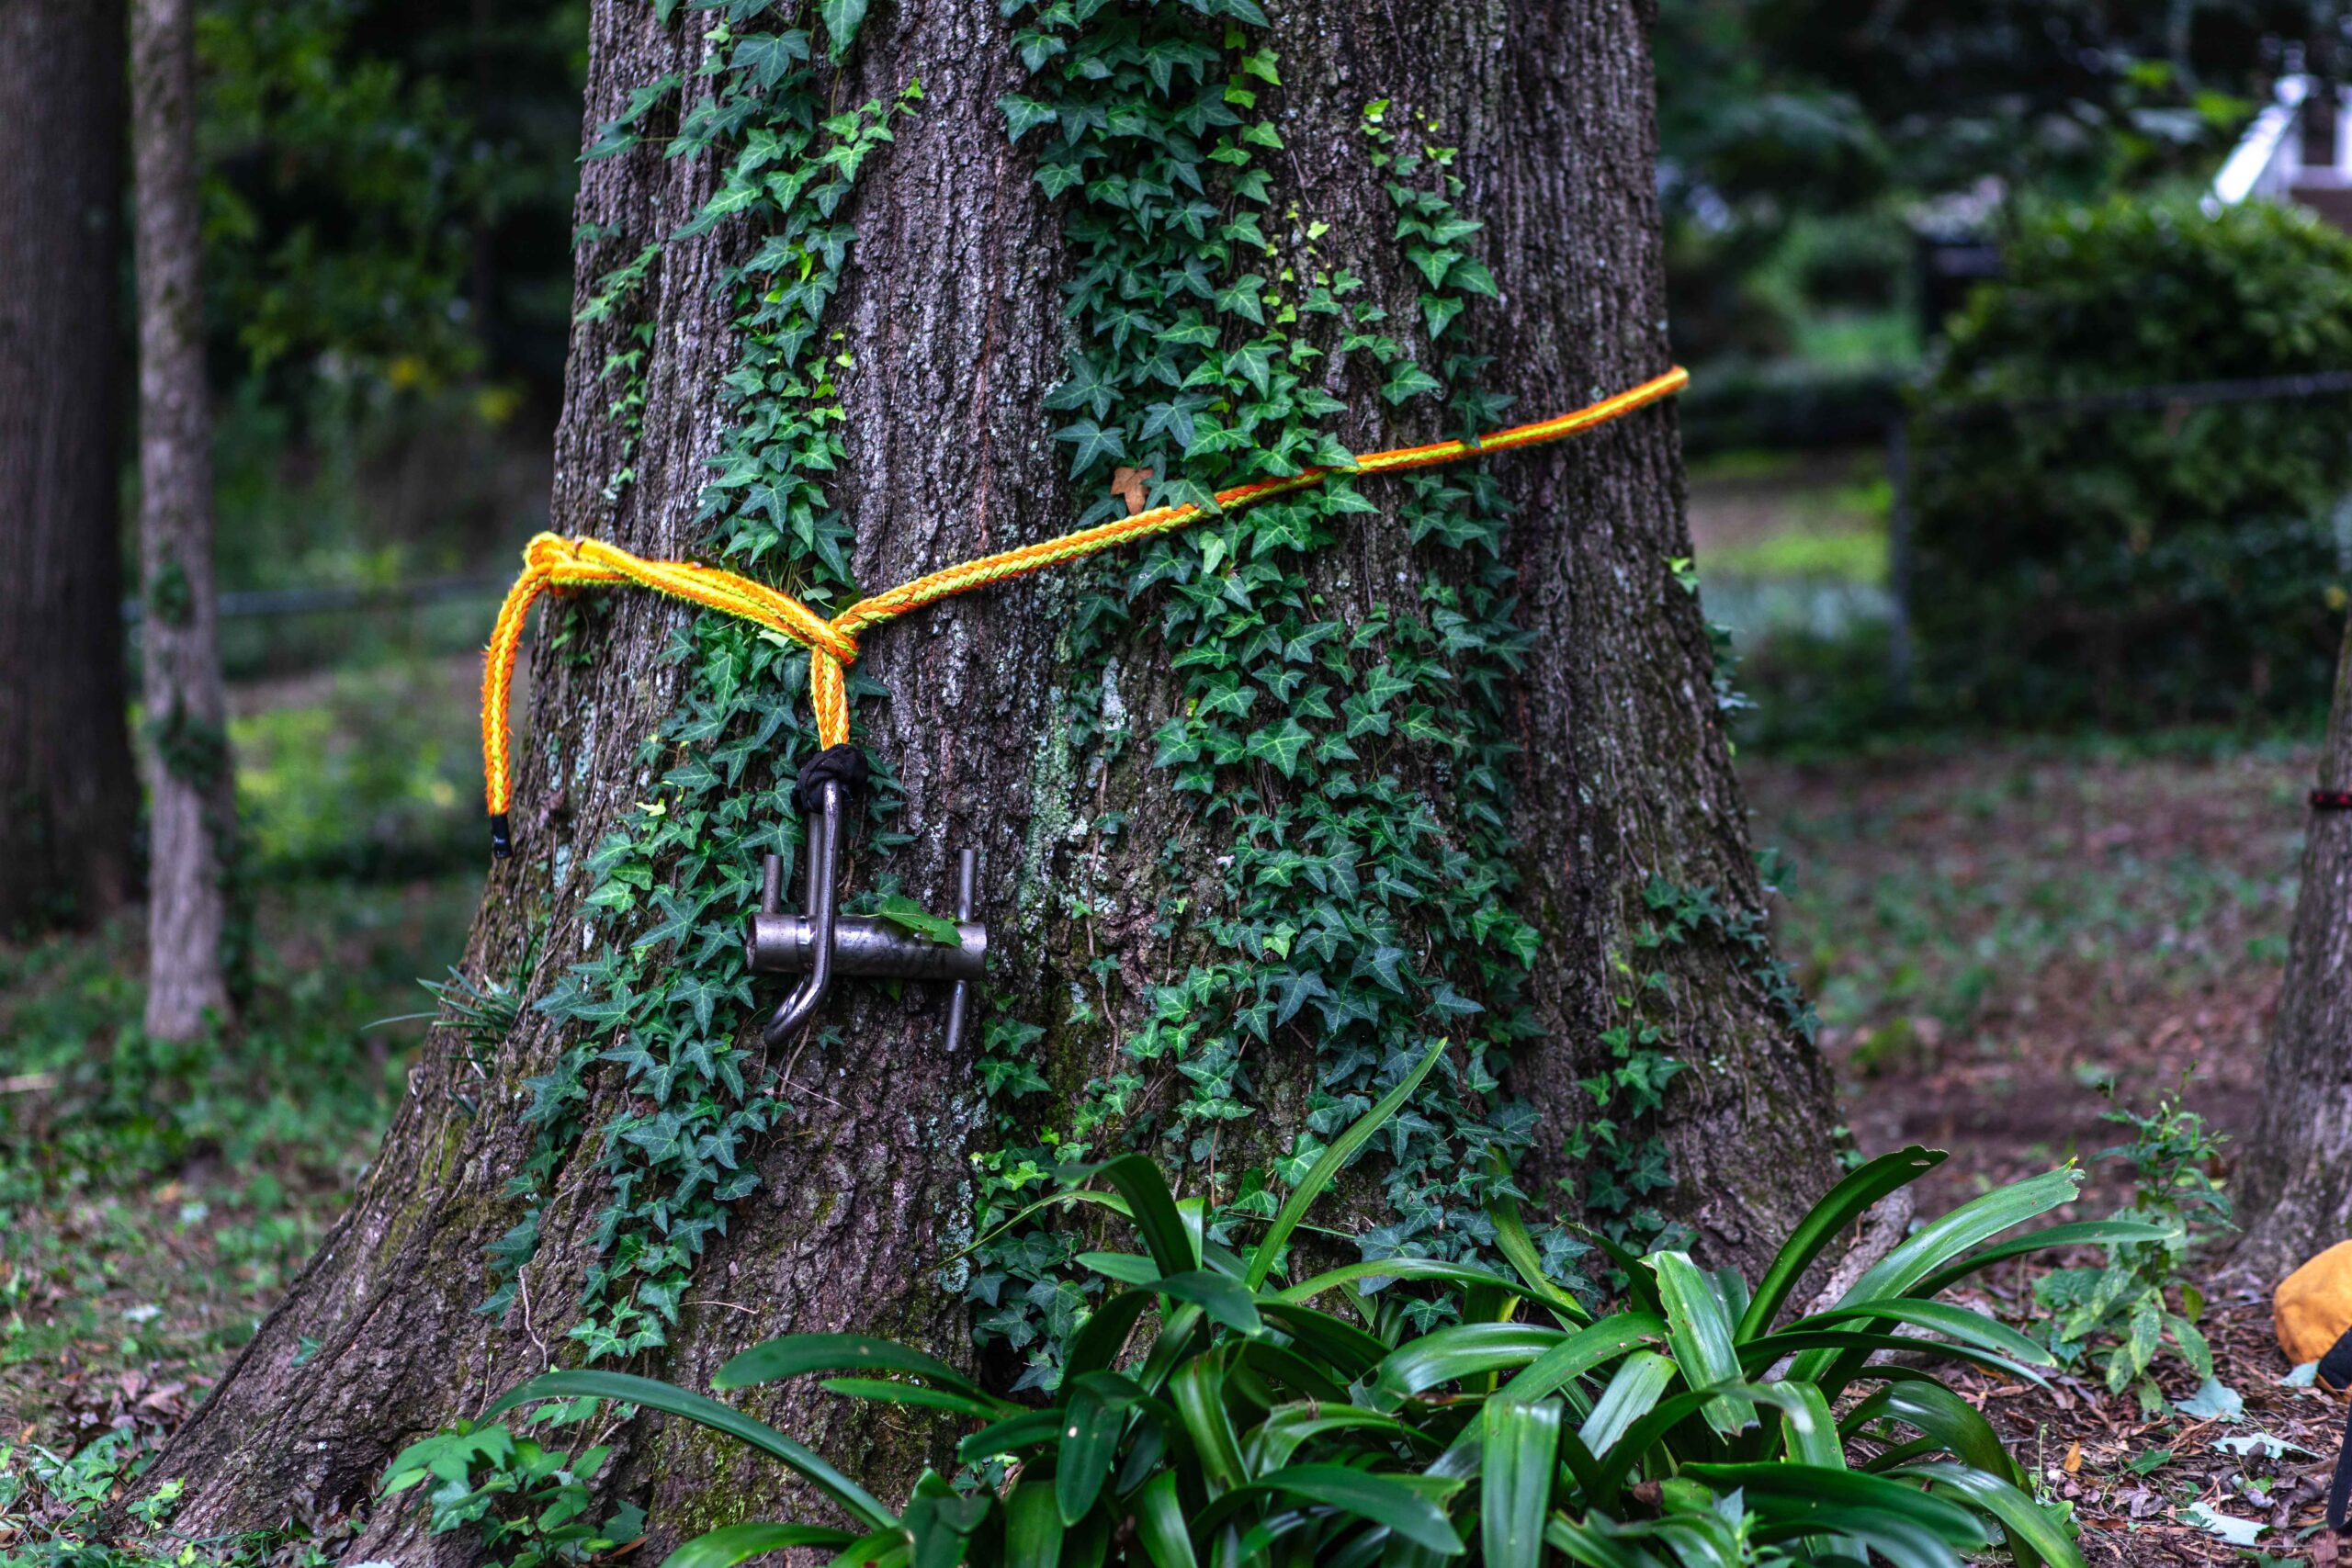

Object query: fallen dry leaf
[1110,466,1154,513]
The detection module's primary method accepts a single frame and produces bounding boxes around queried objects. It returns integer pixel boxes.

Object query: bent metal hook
[746,753,987,1053]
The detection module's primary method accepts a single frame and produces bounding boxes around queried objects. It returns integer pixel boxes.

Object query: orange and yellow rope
[481,365,1690,844]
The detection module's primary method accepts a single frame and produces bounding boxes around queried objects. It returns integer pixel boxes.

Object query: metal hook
[748,779,988,1051]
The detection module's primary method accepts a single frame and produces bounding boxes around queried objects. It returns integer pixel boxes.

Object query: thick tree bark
[0,0,139,936]
[132,0,235,1039]
[141,0,1833,1551]
[2235,615,2352,1284]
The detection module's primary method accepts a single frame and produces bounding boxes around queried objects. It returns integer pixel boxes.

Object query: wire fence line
[122,572,509,627]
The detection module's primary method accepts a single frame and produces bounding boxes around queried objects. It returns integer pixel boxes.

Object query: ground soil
[1749,739,2339,1563]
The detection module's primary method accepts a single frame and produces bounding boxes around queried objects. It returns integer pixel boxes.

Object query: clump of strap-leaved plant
[391,1041,2161,1568]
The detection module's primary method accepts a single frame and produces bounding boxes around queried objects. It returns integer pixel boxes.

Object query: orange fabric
[481,366,1690,828]
[2278,1239,2352,1378]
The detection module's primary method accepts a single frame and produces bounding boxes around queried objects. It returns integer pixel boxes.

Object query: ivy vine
[486,0,913,1359]
[966,1,1599,1385]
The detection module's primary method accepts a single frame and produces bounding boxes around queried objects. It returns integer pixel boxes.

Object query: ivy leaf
[734,32,811,91]
[1245,719,1312,777]
[1000,95,1057,143]
[1382,362,1443,406]
[1055,420,1129,478]
[820,0,869,61]
[876,895,960,947]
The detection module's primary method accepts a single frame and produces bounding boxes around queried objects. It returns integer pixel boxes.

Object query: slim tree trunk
[140,1,1833,1550]
[0,0,139,936]
[132,0,235,1039]
[2236,615,2352,1283]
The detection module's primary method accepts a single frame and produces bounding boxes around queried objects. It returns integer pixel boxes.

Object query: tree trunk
[0,0,139,936]
[132,0,235,1040]
[141,0,1833,1550]
[2235,615,2352,1284]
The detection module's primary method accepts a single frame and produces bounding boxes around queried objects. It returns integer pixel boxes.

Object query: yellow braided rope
[481,365,1689,844]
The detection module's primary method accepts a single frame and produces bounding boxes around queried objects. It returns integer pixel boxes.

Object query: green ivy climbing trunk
[137,0,1834,1551]
[2234,615,2352,1284]
[0,0,140,938]
[132,0,237,1040]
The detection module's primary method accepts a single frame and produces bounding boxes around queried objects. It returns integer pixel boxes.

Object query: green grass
[1703,526,1887,581]
[0,871,480,1450]
[1748,737,2305,1046]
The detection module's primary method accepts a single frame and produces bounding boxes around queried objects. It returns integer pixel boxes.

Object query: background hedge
[1913,196,2352,726]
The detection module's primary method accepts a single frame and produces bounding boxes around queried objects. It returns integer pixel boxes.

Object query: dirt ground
[1749,738,2338,1563]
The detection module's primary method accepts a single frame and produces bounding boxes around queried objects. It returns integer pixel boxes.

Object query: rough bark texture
[2234,616,2352,1284]
[142,0,1834,1551]
[0,0,139,936]
[133,0,235,1039]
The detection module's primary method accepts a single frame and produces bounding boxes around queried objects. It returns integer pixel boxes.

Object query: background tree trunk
[2235,615,2352,1284]
[132,0,236,1040]
[141,0,1833,1550]
[0,0,139,937]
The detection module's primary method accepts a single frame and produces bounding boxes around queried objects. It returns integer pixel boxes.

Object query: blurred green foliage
[1913,196,2352,726]
[1656,0,2315,370]
[193,0,585,594]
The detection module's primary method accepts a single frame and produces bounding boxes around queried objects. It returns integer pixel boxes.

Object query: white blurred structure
[2211,73,2352,227]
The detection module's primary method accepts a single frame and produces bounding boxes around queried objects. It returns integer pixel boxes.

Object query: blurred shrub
[1912,196,2352,726]
[232,661,485,877]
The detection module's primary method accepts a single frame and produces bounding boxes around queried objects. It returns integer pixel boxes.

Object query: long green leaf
[1095,1153,1199,1277]
[1483,1164,1594,1326]
[1908,1220,2170,1301]
[1792,1168,2080,1384]
[1589,1387,1724,1495]
[1238,1339,1351,1404]
[1130,1472,1197,1568]
[1170,1357,1246,1495]
[1003,1483,1061,1568]
[661,1524,856,1568]
[1839,1168,2080,1307]
[1065,1290,1156,1382]
[1057,1386,1120,1526]
[1577,1350,1676,1461]
[1369,1322,1566,1402]
[1901,1460,2084,1568]
[1843,1382,2022,1486]
[1154,1269,1262,1334]
[1498,1313,1668,1407]
[1246,1041,1446,1289]
[1480,1398,1562,1568]
[1199,1465,1465,1556]
[1654,1252,1751,1437]
[716,1333,995,1401]
[1252,1404,1438,1471]
[826,1529,910,1568]
[1581,1228,1662,1315]
[1255,1301,1389,1381]
[1787,1297,2053,1369]
[1739,1146,1942,1340]
[1543,1514,1661,1568]
[956,1408,1063,1464]
[1742,1328,2052,1390]
[1279,1257,1550,1306]
[951,1188,1136,1268]
[819,1378,1003,1417]
[1769,1379,1843,1468]
[482,1371,895,1530]
[1680,1462,1989,1546]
